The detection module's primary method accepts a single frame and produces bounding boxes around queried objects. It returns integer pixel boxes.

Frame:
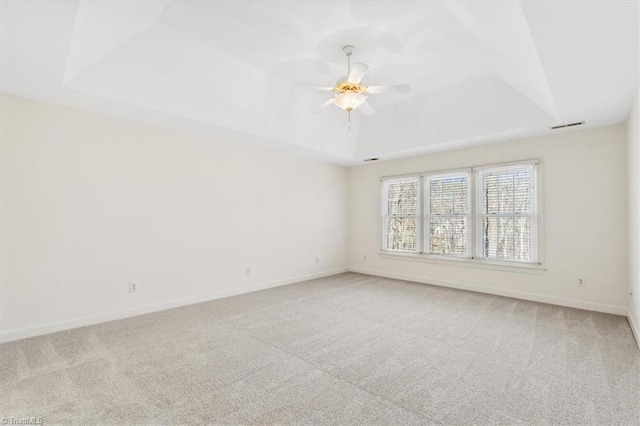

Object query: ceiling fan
[302,45,410,131]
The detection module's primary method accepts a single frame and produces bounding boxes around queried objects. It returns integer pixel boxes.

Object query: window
[477,164,537,263]
[381,160,540,266]
[425,172,470,257]
[382,176,419,252]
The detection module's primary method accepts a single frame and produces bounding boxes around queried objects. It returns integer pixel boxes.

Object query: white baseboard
[348,267,627,316]
[0,268,348,343]
[628,309,640,349]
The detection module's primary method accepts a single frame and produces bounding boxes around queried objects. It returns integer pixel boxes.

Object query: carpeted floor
[1,273,639,425]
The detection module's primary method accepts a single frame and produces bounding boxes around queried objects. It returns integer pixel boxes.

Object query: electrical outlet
[245,266,251,275]
[363,255,367,261]
[315,257,319,264]
[129,282,137,293]
[576,278,585,288]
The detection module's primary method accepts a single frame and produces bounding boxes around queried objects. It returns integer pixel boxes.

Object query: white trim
[0,268,348,343]
[476,162,540,263]
[381,176,420,253]
[380,179,386,251]
[628,309,640,350]
[537,159,546,269]
[471,158,540,171]
[423,171,471,257]
[417,175,424,253]
[420,167,473,178]
[382,159,544,267]
[378,251,545,274]
[379,160,540,181]
[379,173,421,182]
[348,267,627,316]
[469,169,477,260]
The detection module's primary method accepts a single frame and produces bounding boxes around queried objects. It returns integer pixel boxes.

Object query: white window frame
[423,170,472,259]
[380,160,544,272]
[475,162,539,264]
[381,175,420,253]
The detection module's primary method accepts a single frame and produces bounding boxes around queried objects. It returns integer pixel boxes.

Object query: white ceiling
[1,1,637,165]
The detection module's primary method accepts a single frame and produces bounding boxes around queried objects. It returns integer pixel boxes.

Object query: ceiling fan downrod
[343,45,354,76]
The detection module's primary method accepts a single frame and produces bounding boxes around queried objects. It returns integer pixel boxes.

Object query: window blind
[477,164,538,263]
[425,173,470,257]
[383,177,419,252]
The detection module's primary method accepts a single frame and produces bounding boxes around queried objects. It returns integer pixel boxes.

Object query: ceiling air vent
[550,121,585,130]
[364,158,379,162]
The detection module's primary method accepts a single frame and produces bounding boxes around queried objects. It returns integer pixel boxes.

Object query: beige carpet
[1,273,639,425]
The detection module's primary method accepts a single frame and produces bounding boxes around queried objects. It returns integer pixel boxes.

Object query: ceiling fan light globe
[334,92,366,112]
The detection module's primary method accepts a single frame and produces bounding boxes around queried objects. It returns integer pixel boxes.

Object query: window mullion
[382,181,388,251]
[422,176,428,254]
[511,173,516,260]
[469,170,476,259]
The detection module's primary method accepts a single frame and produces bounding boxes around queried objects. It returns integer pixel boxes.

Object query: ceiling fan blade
[348,63,369,84]
[358,100,375,116]
[310,98,335,113]
[296,85,335,91]
[367,85,411,94]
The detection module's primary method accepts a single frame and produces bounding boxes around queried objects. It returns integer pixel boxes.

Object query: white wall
[348,125,629,314]
[2,93,634,344]
[0,94,348,342]
[628,93,640,344]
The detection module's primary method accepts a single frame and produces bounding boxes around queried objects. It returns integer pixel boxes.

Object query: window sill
[378,251,546,275]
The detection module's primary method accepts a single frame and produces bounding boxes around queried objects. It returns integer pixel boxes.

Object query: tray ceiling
[1,1,637,164]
